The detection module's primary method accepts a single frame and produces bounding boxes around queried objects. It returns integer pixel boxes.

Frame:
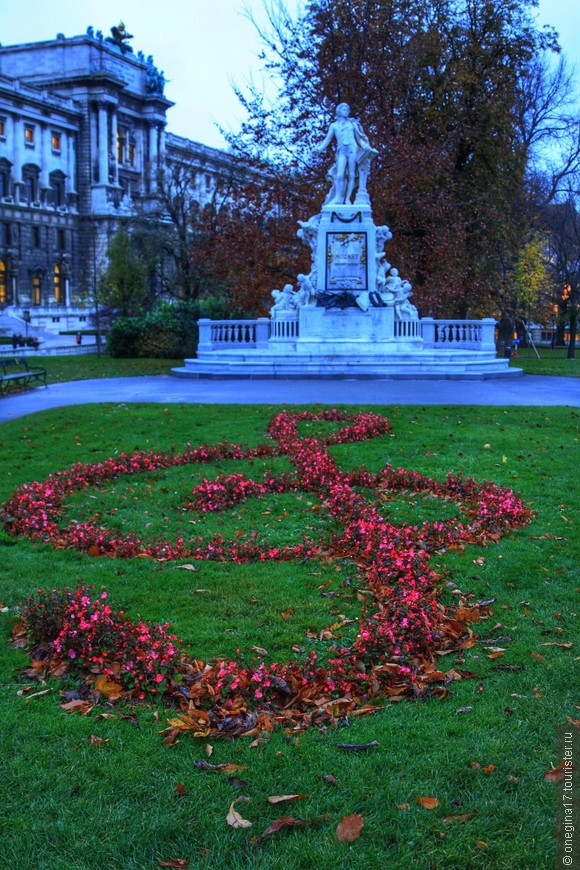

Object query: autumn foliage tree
[223,0,573,323]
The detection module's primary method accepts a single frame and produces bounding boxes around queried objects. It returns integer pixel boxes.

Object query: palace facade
[0,26,233,330]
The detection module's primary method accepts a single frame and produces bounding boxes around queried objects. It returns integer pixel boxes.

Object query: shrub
[106,297,243,358]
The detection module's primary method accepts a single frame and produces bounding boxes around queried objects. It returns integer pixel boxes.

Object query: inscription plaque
[325,231,368,292]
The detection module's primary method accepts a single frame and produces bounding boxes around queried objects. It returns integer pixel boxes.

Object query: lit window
[0,118,6,139]
[25,125,35,146]
[0,261,6,304]
[31,275,41,306]
[53,264,63,304]
[116,131,124,164]
[128,141,135,166]
[51,132,61,153]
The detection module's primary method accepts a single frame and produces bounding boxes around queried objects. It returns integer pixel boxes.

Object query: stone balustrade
[198,316,497,353]
[197,318,270,353]
[420,318,496,352]
[270,311,300,341]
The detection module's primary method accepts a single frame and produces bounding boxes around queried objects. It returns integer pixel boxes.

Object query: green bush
[106,298,241,358]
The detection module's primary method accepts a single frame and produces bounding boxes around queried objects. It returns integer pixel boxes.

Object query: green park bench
[0,357,48,395]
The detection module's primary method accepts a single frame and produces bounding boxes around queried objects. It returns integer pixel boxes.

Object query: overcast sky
[1,0,578,149]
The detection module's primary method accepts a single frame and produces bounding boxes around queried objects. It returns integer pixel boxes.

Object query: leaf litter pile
[5,410,533,741]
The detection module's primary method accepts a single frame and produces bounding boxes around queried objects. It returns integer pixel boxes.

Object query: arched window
[0,158,11,198]
[22,164,40,204]
[31,274,42,306]
[0,261,7,304]
[49,170,66,207]
[53,264,63,304]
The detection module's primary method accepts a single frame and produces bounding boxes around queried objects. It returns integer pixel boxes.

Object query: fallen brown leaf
[253,816,323,841]
[416,797,439,810]
[336,813,364,843]
[442,813,477,824]
[541,642,573,649]
[61,699,93,715]
[267,794,308,805]
[321,774,339,786]
[95,675,124,700]
[158,860,189,869]
[544,763,568,782]
[226,796,252,829]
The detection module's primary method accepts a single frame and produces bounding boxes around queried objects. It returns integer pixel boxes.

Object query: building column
[65,130,77,194]
[148,122,159,192]
[12,115,24,201]
[40,123,51,198]
[97,103,108,185]
[110,111,118,184]
[90,103,99,182]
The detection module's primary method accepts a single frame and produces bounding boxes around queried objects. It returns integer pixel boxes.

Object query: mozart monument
[176,104,516,379]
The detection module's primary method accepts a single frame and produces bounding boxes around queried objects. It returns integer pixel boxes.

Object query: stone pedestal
[316,203,376,302]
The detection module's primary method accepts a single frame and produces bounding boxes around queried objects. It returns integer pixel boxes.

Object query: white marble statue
[315,103,378,205]
[375,254,394,300]
[270,283,298,317]
[376,224,393,251]
[386,268,418,319]
[296,272,316,305]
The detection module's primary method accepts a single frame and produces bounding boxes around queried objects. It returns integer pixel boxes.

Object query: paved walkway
[1,373,579,422]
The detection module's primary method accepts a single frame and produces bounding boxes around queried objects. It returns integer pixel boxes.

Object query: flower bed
[4,410,533,738]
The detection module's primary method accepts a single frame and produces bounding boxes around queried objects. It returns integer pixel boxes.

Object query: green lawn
[23,355,183,383]
[509,346,579,377]
[0,403,577,869]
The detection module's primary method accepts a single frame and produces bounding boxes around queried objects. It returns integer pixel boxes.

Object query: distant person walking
[75,332,82,345]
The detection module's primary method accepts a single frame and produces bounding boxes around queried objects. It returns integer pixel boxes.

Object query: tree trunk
[567,309,577,359]
[496,314,514,357]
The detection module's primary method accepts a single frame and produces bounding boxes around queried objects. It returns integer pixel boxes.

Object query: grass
[0,402,578,869]
[23,355,184,383]
[509,346,579,377]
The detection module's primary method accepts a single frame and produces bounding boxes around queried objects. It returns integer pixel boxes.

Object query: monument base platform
[173,348,521,380]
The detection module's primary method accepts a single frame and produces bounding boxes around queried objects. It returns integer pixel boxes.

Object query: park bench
[0,357,48,395]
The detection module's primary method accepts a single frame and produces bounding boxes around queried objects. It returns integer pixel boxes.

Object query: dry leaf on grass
[158,860,189,869]
[442,813,477,824]
[253,816,323,841]
[336,813,364,843]
[226,796,252,829]
[544,763,569,782]
[267,794,308,804]
[416,797,439,810]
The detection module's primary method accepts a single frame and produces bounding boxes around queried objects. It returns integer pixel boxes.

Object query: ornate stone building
[0,25,233,330]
